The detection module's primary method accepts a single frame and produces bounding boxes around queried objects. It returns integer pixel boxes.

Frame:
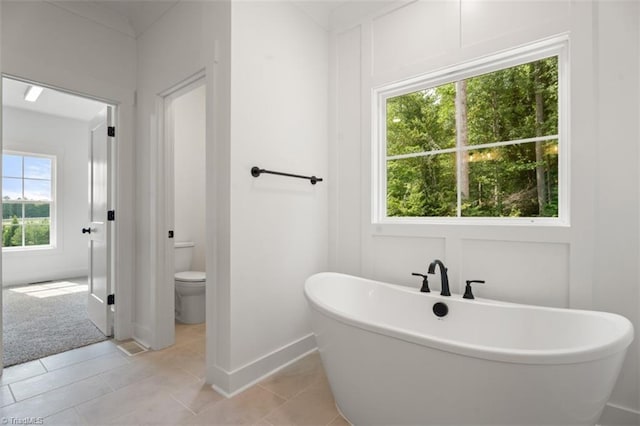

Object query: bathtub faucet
[428,260,451,296]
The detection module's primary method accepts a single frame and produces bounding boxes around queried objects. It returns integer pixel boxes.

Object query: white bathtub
[304,272,634,425]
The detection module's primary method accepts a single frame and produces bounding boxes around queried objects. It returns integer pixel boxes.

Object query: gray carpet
[2,280,107,367]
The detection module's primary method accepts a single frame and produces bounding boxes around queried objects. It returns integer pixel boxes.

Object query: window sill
[2,245,57,254]
[374,216,568,227]
[369,220,571,244]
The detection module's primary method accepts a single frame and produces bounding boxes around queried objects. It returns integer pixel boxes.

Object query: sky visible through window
[2,153,54,248]
[2,154,52,201]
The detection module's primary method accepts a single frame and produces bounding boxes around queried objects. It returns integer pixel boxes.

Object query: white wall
[329,0,639,423]
[1,0,137,340]
[134,2,232,389]
[1,107,89,286]
[227,1,328,388]
[594,2,640,423]
[174,84,206,271]
[136,0,328,395]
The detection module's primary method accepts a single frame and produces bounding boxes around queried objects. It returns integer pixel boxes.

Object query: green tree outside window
[385,56,559,219]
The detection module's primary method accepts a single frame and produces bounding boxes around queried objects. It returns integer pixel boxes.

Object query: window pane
[25,217,50,246]
[2,215,22,247]
[465,56,558,146]
[2,177,23,200]
[24,157,52,180]
[24,203,50,219]
[387,153,457,217]
[461,140,558,217]
[386,83,456,156]
[2,154,22,178]
[24,179,51,201]
[3,203,21,220]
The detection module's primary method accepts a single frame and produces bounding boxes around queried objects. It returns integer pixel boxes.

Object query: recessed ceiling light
[24,85,44,102]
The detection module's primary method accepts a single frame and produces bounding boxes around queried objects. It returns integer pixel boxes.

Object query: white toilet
[174,241,206,324]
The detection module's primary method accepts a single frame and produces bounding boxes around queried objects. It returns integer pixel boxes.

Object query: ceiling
[50,1,179,38]
[3,1,382,121]
[2,78,107,122]
[91,1,179,37]
[50,1,357,36]
[290,1,353,29]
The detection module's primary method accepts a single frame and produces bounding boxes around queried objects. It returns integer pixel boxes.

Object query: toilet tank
[174,241,195,272]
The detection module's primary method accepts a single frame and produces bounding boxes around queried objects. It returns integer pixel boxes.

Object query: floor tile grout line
[1,327,350,426]
[11,370,114,416]
[254,384,292,424]
[4,326,210,421]
[6,382,18,405]
[40,340,120,372]
[100,372,118,393]
[9,353,128,402]
[173,363,205,382]
[81,376,176,426]
[326,413,340,425]
[167,392,200,417]
[71,406,91,426]
[43,403,90,424]
[260,371,323,403]
[28,374,112,422]
[256,383,291,402]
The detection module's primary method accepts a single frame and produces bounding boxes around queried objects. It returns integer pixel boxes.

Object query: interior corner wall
[330,0,639,421]
[226,1,328,393]
[1,0,136,340]
[1,107,89,286]
[593,2,640,423]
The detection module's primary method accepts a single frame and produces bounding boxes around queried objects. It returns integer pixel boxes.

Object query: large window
[2,153,55,248]
[374,39,567,224]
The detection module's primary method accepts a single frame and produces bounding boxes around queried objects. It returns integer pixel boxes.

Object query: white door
[86,107,113,336]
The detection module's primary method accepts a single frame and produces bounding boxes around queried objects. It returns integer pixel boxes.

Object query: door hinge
[108,210,115,221]
[107,294,115,305]
[108,126,115,137]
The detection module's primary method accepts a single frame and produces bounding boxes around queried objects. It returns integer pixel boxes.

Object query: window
[2,152,55,248]
[374,38,567,224]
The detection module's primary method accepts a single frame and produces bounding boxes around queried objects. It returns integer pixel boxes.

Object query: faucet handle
[463,280,485,300]
[411,273,430,293]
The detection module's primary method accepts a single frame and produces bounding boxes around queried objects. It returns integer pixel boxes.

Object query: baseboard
[2,269,88,288]
[599,402,640,426]
[132,323,153,349]
[211,333,318,397]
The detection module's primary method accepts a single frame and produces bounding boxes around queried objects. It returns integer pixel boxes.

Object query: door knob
[82,227,92,234]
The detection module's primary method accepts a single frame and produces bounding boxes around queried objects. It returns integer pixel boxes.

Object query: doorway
[1,76,116,367]
[159,74,207,347]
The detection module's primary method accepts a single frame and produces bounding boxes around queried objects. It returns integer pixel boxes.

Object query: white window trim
[372,35,570,226]
[2,150,57,251]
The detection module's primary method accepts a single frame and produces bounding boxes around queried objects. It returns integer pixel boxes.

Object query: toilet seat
[175,271,206,283]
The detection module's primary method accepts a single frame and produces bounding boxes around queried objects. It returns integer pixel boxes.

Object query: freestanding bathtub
[304,272,634,425]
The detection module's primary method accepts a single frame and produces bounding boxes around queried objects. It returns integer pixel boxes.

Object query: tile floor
[0,323,347,425]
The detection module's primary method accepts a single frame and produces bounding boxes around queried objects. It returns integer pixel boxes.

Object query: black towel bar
[251,166,323,185]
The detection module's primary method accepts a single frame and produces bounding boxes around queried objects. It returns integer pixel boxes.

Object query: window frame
[2,150,57,251]
[372,36,569,226]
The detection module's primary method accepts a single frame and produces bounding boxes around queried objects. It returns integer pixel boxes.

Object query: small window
[374,38,567,224]
[2,152,55,249]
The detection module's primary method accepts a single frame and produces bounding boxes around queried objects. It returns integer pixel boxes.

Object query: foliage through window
[378,44,565,222]
[2,153,54,248]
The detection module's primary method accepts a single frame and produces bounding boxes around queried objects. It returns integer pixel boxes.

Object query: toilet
[174,241,206,324]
